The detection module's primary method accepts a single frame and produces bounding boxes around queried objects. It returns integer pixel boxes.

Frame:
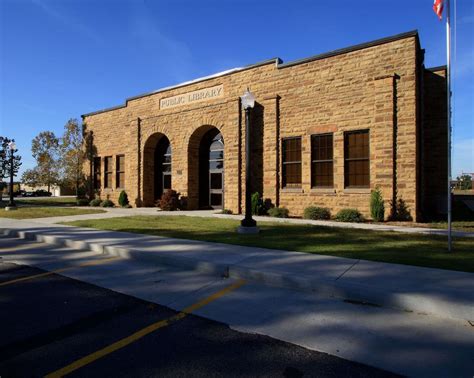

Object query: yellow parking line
[0,257,121,287]
[45,279,247,378]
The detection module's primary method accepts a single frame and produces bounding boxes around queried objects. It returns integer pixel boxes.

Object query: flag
[433,0,444,20]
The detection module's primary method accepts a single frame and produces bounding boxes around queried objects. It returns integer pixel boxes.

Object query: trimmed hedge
[101,199,115,208]
[158,189,179,211]
[118,190,129,207]
[370,187,385,222]
[334,208,364,223]
[251,192,266,215]
[76,198,89,206]
[303,206,331,220]
[268,207,289,218]
[89,198,102,207]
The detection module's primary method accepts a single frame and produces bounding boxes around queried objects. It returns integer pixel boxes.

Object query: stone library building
[82,30,447,222]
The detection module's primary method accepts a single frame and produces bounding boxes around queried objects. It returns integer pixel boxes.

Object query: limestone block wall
[82,31,444,221]
[422,67,448,218]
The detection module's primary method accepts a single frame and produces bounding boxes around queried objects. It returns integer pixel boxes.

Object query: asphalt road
[0,262,398,377]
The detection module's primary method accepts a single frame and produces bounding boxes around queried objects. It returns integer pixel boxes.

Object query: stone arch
[187,125,225,210]
[143,132,172,206]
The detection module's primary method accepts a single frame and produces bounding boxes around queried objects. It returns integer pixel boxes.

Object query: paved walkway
[25,206,474,238]
[1,216,473,322]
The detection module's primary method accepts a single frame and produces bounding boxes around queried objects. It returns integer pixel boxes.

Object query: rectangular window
[104,156,112,189]
[282,137,302,188]
[93,157,101,190]
[344,130,370,188]
[311,134,334,188]
[116,155,125,189]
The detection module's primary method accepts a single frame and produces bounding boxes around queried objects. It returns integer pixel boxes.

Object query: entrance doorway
[199,129,224,209]
[154,136,172,202]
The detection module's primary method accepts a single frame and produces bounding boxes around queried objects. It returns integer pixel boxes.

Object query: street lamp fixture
[238,88,259,234]
[6,141,17,211]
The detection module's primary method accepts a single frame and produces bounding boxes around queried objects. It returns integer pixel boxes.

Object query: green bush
[118,190,129,207]
[303,206,331,220]
[268,206,289,218]
[389,198,412,221]
[76,198,89,206]
[89,198,102,207]
[370,187,385,222]
[101,199,115,208]
[220,209,233,214]
[158,189,179,211]
[335,208,364,223]
[251,192,266,215]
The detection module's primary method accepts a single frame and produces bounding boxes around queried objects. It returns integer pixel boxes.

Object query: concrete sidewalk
[1,217,473,322]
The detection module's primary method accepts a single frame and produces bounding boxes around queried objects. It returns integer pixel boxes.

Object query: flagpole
[446,0,452,252]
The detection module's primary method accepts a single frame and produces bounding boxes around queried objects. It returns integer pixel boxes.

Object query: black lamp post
[6,141,17,210]
[238,88,259,234]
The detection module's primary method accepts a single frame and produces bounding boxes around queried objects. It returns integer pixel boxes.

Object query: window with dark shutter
[344,130,370,188]
[311,134,334,188]
[116,155,125,189]
[104,156,112,189]
[282,137,302,188]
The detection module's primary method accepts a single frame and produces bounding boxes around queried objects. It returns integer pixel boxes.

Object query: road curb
[2,227,473,322]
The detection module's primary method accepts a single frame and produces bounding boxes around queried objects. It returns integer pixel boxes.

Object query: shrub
[89,198,102,207]
[389,198,412,221]
[118,190,129,207]
[76,198,89,206]
[158,189,180,211]
[101,199,115,208]
[335,208,364,223]
[76,186,87,199]
[268,206,289,218]
[220,209,233,214]
[303,206,331,220]
[251,192,266,215]
[370,187,385,222]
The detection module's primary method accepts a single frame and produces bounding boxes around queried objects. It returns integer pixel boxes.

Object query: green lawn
[426,221,474,232]
[13,197,78,207]
[1,207,105,219]
[63,215,474,273]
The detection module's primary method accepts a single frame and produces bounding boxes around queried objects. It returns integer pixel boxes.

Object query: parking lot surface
[0,260,396,377]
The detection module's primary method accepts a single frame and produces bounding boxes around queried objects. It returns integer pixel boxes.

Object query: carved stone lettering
[160,84,224,110]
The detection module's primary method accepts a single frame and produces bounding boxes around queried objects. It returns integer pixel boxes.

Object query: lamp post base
[237,225,260,234]
[5,205,17,211]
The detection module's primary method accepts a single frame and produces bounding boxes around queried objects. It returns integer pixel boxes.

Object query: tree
[30,131,60,192]
[21,167,41,187]
[0,137,22,201]
[60,119,84,197]
[456,174,472,190]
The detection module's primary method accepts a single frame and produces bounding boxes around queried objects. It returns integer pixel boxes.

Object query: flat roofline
[277,30,419,68]
[426,65,447,72]
[82,30,419,119]
[82,58,280,118]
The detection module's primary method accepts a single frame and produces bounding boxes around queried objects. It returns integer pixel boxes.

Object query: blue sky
[0,0,472,177]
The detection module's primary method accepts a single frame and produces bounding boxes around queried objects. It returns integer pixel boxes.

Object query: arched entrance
[143,133,172,206]
[188,126,224,209]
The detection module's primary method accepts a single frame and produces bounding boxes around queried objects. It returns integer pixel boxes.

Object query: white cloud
[31,0,102,43]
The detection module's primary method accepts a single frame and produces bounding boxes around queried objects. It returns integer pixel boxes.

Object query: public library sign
[160,84,224,110]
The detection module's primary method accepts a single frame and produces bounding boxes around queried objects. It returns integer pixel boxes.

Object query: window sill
[310,188,336,194]
[343,188,371,194]
[281,187,303,193]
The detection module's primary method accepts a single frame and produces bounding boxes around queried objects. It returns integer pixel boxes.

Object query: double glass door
[209,134,224,209]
